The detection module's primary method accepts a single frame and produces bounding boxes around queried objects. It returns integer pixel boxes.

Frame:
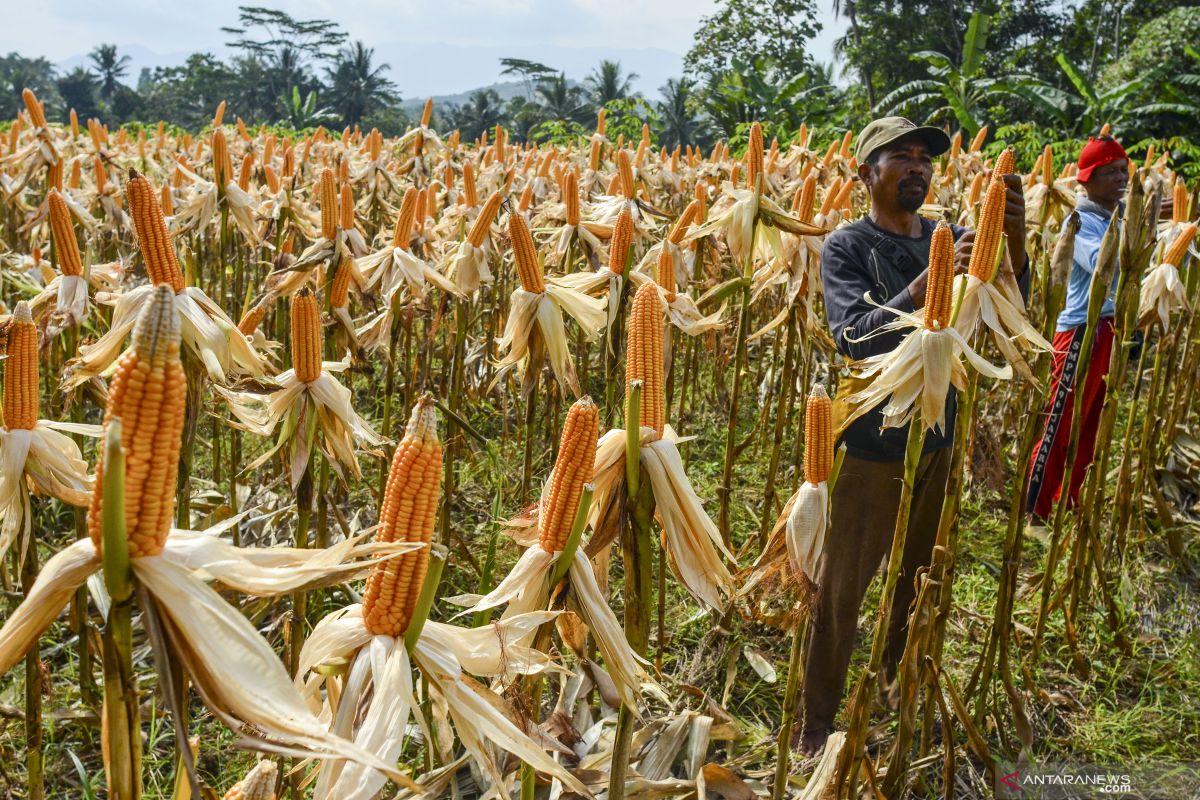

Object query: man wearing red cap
[1026,135,1128,519]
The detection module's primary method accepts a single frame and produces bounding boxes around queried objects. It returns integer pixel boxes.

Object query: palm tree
[535,73,589,125]
[449,89,505,141]
[325,41,397,127]
[57,66,100,120]
[874,12,1038,138]
[585,60,638,107]
[657,78,704,148]
[89,44,131,103]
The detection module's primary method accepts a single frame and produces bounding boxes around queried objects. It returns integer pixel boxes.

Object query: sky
[0,0,849,99]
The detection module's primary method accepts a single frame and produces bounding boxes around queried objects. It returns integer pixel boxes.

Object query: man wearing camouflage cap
[796,117,1029,755]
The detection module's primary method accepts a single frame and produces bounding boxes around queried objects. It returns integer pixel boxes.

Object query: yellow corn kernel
[467,191,502,248]
[626,282,665,436]
[993,146,1015,177]
[362,397,442,637]
[803,384,832,485]
[317,168,337,240]
[538,397,599,552]
[1164,223,1196,267]
[924,222,954,330]
[126,170,185,292]
[3,303,39,431]
[509,210,545,293]
[88,285,186,558]
[339,182,354,231]
[747,122,764,191]
[291,287,322,383]
[609,208,634,275]
[47,189,84,278]
[237,293,275,337]
[968,176,1007,282]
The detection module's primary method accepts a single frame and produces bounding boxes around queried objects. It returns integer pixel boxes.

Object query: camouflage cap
[855,116,951,164]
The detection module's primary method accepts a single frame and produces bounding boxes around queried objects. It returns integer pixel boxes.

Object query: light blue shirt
[1056,197,1120,331]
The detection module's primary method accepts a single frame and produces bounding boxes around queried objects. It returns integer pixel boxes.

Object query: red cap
[1077,136,1128,183]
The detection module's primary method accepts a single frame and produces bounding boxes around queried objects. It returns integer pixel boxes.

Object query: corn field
[0,89,1196,799]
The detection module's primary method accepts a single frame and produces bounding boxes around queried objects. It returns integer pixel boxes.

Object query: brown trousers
[800,446,953,732]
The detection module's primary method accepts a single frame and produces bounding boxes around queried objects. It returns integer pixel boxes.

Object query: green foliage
[599,97,659,145]
[699,56,845,140]
[683,0,821,85]
[0,52,59,120]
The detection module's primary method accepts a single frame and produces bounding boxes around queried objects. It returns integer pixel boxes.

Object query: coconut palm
[325,41,398,127]
[534,72,590,125]
[586,59,639,106]
[657,77,705,148]
[89,44,130,104]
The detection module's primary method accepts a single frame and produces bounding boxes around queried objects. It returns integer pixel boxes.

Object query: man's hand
[908,230,973,309]
[1160,195,1175,221]
[1000,173,1028,277]
[954,230,975,275]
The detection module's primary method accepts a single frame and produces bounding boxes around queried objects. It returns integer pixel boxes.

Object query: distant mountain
[399,80,533,114]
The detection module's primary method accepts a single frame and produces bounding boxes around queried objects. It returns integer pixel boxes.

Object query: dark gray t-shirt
[820,216,966,461]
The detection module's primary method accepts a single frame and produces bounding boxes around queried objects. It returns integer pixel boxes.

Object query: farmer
[797,117,1028,756]
[1025,136,1128,521]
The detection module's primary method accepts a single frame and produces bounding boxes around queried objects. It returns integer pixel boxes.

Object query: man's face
[860,137,933,214]
[1080,158,1128,207]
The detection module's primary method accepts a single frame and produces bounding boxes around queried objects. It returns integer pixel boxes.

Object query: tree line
[1,2,1199,165]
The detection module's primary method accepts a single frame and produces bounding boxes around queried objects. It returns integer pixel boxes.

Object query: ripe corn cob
[803,384,832,485]
[95,158,108,196]
[508,210,545,293]
[993,147,1015,176]
[47,189,84,278]
[222,760,277,800]
[924,222,954,330]
[160,185,174,216]
[518,183,534,214]
[969,126,988,152]
[330,257,353,309]
[669,200,699,244]
[538,397,599,552]
[264,165,280,194]
[237,293,275,337]
[617,149,635,198]
[949,131,962,159]
[463,161,478,208]
[126,169,185,292]
[609,208,634,275]
[834,179,854,210]
[238,152,254,192]
[291,287,322,383]
[22,89,46,128]
[393,187,418,249]
[564,169,580,226]
[626,282,665,436]
[68,159,82,190]
[339,182,354,231]
[1173,179,1189,224]
[212,129,233,186]
[1165,224,1196,267]
[747,122,764,190]
[317,168,337,239]
[795,174,817,225]
[467,191,502,248]
[1041,145,1053,185]
[88,285,186,558]
[362,397,442,637]
[968,176,1007,282]
[49,160,63,191]
[589,137,602,172]
[4,303,39,431]
[967,172,985,206]
[212,100,226,127]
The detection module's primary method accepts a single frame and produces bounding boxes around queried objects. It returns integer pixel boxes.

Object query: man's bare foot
[796,726,831,757]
